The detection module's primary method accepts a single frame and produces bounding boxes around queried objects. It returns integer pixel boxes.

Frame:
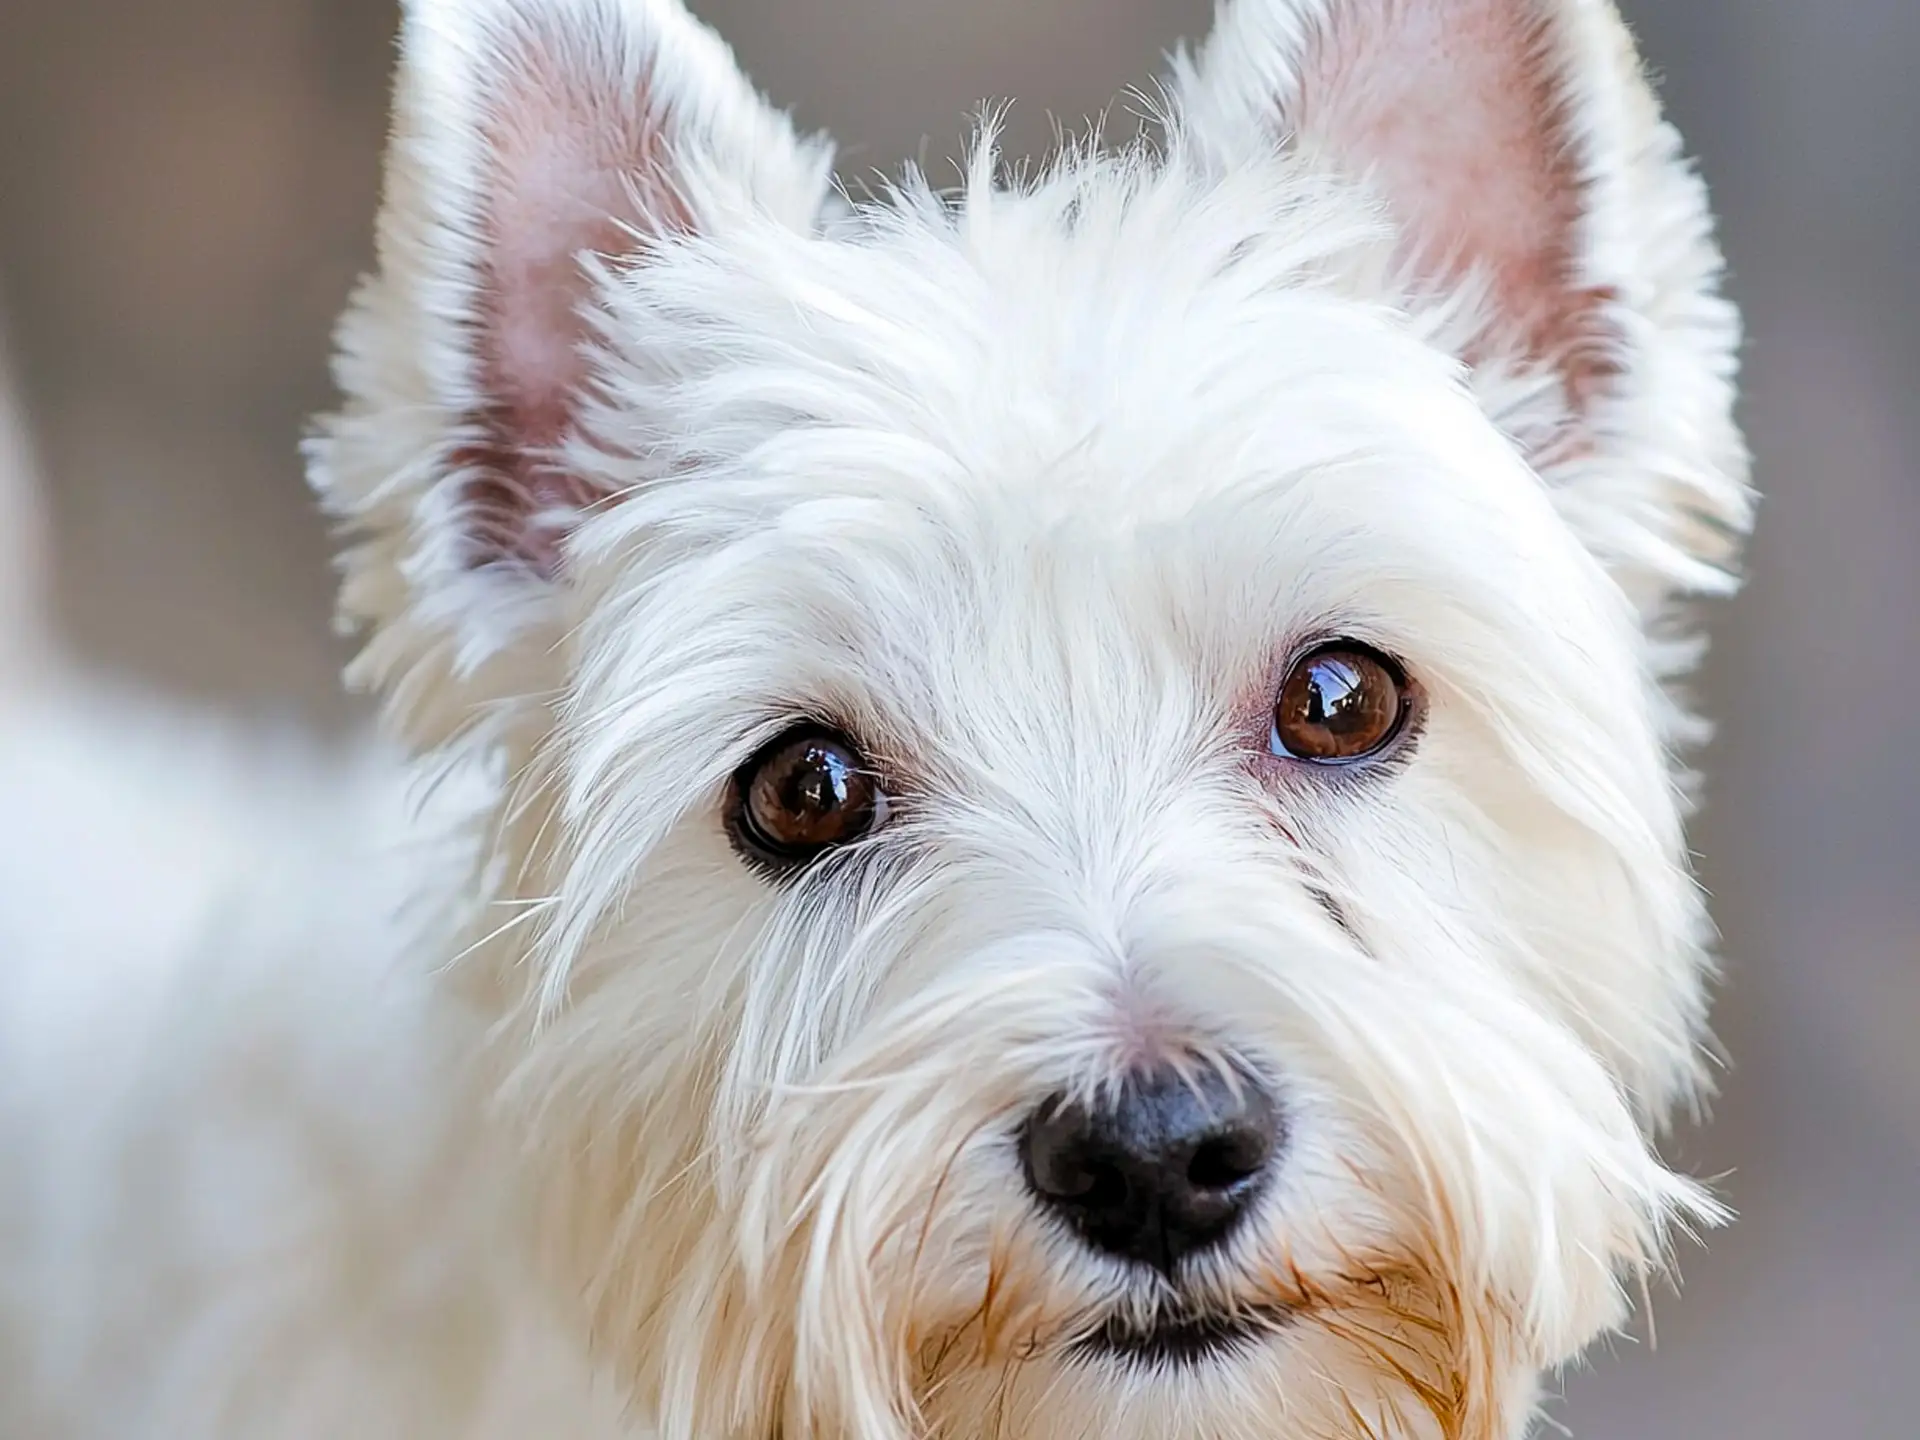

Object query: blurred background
[0,0,1913,1432]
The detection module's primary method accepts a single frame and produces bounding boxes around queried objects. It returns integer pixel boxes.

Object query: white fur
[0,1,1749,1436]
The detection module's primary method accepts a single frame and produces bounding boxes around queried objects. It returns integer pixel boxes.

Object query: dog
[0,0,1752,1435]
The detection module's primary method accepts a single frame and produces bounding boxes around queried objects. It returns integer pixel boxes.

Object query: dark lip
[1070,1302,1292,1371]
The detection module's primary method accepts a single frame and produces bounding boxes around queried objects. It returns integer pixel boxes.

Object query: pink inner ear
[455,23,691,578]
[1297,0,1617,407]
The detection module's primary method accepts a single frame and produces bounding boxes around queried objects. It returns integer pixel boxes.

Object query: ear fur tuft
[307,0,833,743]
[1170,0,1752,691]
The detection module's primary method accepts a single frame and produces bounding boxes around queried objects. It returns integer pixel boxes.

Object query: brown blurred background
[0,0,1914,1432]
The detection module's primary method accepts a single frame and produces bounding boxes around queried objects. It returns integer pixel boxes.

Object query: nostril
[1033,1148,1122,1207]
[1185,1129,1269,1192]
[1023,1101,1123,1207]
[1075,1161,1129,1212]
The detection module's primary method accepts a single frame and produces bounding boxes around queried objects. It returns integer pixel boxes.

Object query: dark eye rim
[1267,639,1421,768]
[724,721,891,873]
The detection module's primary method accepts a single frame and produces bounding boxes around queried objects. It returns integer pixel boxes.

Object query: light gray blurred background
[0,0,1914,1432]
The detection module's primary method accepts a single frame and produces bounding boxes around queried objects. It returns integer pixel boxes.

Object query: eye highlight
[728,725,889,871]
[1270,643,1412,764]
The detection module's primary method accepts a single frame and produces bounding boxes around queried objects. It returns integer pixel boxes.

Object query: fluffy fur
[0,0,1750,1436]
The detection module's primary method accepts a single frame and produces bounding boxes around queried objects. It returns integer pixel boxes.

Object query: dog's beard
[898,1225,1537,1440]
[915,1263,1532,1440]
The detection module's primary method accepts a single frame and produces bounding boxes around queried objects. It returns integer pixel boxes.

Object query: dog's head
[310,0,1750,1434]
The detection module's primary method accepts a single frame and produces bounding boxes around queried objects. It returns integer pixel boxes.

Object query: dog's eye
[729,726,889,868]
[1271,644,1410,763]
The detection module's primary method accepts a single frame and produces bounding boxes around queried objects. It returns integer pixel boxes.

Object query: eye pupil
[733,727,887,868]
[1271,644,1409,763]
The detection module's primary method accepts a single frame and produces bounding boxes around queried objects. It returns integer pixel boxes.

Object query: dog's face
[311,0,1750,1434]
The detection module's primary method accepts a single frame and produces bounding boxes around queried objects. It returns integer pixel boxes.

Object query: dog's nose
[1020,1064,1281,1273]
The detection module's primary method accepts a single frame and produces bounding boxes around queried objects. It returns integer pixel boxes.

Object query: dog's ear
[309,0,832,743]
[1170,0,1751,682]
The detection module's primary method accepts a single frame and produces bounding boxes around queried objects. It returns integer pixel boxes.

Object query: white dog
[0,0,1752,1435]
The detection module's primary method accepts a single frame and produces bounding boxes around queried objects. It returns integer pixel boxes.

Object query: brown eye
[1271,644,1410,763]
[730,726,888,867]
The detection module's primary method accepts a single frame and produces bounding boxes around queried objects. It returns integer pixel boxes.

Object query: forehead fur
[573,136,1637,642]
[585,139,1460,518]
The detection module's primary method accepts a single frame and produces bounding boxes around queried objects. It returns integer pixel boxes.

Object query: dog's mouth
[1069,1301,1291,1370]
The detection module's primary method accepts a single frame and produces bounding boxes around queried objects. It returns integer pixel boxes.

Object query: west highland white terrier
[0,0,1753,1435]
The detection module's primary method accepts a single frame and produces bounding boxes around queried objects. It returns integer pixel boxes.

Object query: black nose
[1020,1064,1282,1273]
